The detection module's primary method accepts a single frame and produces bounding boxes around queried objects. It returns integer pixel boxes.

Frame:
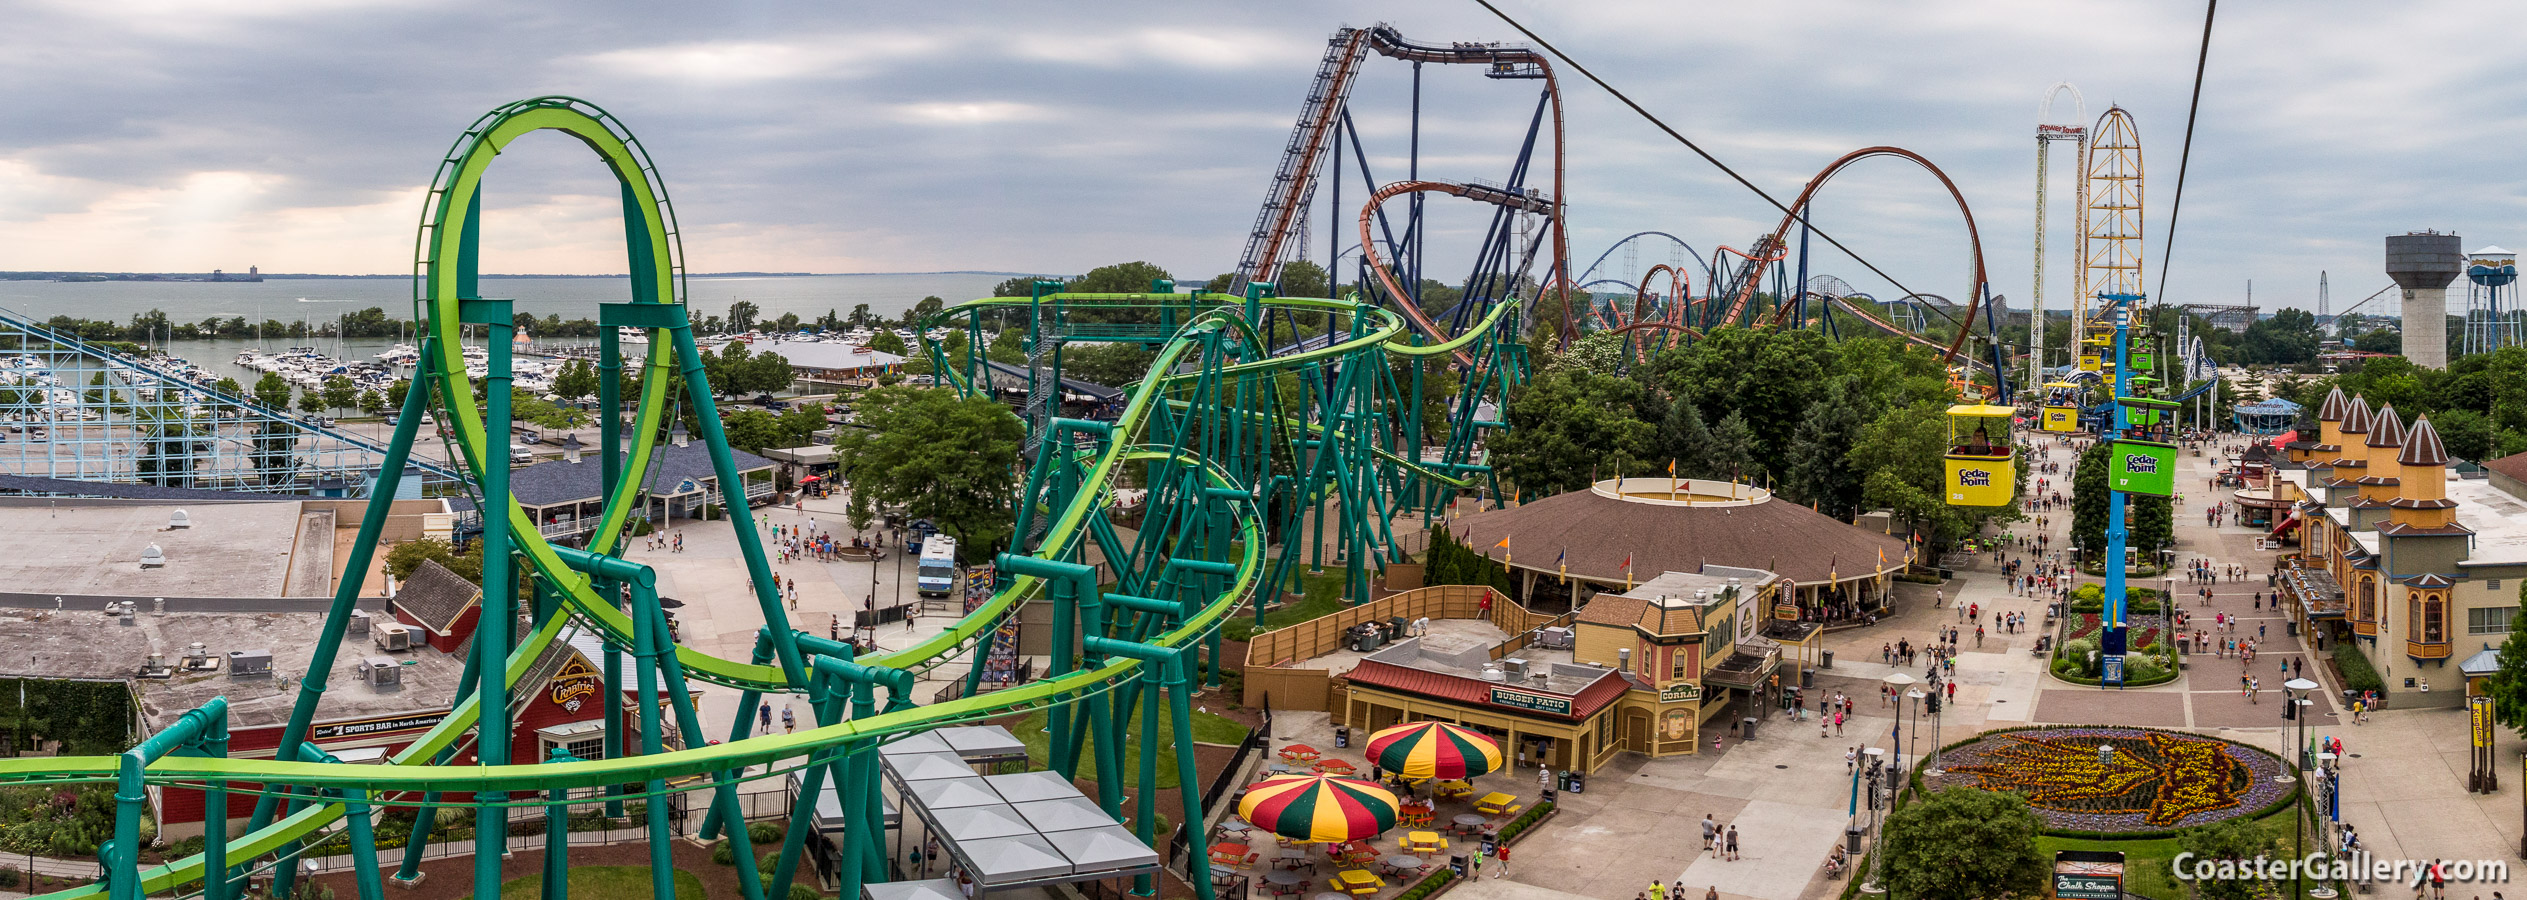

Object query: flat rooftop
[2449,472,2527,566]
[0,607,464,736]
[1362,632,1610,696]
[0,501,307,597]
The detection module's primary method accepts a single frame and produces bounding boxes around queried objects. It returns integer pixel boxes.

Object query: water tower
[2386,232,2462,369]
[2464,246,2521,357]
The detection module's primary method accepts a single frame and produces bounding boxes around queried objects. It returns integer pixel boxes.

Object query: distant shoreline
[1,270,1033,281]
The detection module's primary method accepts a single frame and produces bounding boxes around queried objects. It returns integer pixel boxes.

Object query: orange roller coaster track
[1358,179,1560,366]
[1711,146,1992,365]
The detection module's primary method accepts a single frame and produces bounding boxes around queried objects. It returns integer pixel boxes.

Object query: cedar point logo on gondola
[2123,456,2160,475]
[1958,469,1993,487]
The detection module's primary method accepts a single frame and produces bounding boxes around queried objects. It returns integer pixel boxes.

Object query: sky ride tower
[2034,83,2085,388]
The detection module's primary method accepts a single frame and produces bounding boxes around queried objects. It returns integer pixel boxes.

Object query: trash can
[1801,667,1816,688]
[1450,855,1470,877]
[1333,726,1351,749]
[2287,620,2299,637]
[1846,826,1866,854]
[1564,771,1585,794]
[1820,650,1834,669]
[1740,716,1759,741]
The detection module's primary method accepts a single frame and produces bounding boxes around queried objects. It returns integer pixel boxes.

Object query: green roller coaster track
[0,97,1529,900]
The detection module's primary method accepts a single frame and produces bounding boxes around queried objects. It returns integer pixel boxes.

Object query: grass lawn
[458,865,707,899]
[1011,697,1250,789]
[1222,569,1353,641]
[2033,809,2325,900]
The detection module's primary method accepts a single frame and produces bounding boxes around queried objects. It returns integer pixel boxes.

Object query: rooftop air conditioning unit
[229,650,274,678]
[359,656,401,686]
[373,623,413,652]
[348,609,373,635]
[1501,657,1529,681]
[168,509,191,529]
[183,642,214,671]
[139,544,166,569]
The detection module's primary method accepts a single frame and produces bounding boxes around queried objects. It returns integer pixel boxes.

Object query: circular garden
[1926,727,2295,834]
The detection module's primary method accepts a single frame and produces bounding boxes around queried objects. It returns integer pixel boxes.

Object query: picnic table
[1450,814,1490,834]
[1211,841,1258,867]
[1263,870,1310,896]
[1279,744,1322,765]
[1379,855,1424,877]
[1474,792,1522,816]
[1334,870,1384,896]
[1312,758,1358,775]
[1401,831,1449,854]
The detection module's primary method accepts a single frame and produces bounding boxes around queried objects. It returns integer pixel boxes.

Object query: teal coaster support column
[459,294,517,900]
[109,697,228,900]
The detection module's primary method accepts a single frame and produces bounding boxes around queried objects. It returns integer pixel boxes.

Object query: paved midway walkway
[1439,431,2525,900]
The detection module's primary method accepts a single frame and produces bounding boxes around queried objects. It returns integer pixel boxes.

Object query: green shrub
[789,885,823,900]
[2333,643,2384,695]
[1393,867,1453,900]
[712,839,737,866]
[0,866,21,889]
[749,821,786,845]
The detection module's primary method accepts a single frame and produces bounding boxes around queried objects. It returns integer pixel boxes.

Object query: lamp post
[1859,746,1888,895]
[2284,676,2332,899]
[1882,672,1918,772]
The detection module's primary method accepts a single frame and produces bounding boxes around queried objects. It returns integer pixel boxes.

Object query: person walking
[1702,814,1717,853]
[781,704,797,733]
[758,703,771,733]
[1724,825,1740,861]
[1492,844,1510,879]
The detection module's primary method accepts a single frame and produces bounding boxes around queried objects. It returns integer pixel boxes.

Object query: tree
[296,390,325,415]
[743,352,794,396]
[906,295,947,327]
[253,372,292,410]
[1784,376,1870,518]
[358,390,387,416]
[1277,260,1330,299]
[1658,394,1713,477]
[387,378,413,410]
[830,386,1023,563]
[551,358,598,405]
[1487,370,1660,498]
[1070,261,1173,294]
[2353,328,2401,354]
[869,330,909,357]
[2431,409,2496,462]
[2485,581,2527,740]
[1706,410,1759,482]
[849,303,873,328]
[213,377,243,398]
[727,301,761,332]
[383,537,483,583]
[992,276,1044,298]
[2173,818,2278,900]
[721,409,787,455]
[1878,787,2047,900]
[1060,342,1156,390]
[321,375,358,412]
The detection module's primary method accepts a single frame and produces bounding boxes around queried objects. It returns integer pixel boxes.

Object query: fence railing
[1242,584,1550,668]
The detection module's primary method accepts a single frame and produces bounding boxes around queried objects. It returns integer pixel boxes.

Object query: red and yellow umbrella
[1364,721,1504,781]
[1236,774,1400,843]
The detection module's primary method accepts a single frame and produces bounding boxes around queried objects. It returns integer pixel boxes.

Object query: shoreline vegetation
[0,270,1027,280]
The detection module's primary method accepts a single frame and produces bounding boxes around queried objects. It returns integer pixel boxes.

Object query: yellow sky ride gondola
[1943,403,2016,506]
[2041,380,2082,433]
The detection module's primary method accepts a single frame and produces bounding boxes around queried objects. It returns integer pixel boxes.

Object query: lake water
[0,273,1013,387]
[0,273,1014,330]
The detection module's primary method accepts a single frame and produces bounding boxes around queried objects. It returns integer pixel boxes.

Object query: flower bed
[1926,727,2293,834]
[2062,614,2160,649]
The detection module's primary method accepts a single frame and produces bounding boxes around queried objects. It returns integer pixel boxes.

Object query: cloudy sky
[3,0,2519,313]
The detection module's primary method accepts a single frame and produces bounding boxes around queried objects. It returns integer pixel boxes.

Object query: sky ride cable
[1469,0,1936,309]
[2153,0,2219,305]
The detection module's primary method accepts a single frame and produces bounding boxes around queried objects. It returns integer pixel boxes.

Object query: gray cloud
[1,0,2520,315]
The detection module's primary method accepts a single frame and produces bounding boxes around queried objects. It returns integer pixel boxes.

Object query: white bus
[916,536,959,597]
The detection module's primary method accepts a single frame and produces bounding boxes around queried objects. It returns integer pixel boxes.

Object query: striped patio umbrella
[1364,721,1505,781]
[1236,774,1400,844]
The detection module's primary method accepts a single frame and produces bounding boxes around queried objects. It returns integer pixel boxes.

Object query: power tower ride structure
[2034,83,2085,388]
[2077,107,2145,381]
